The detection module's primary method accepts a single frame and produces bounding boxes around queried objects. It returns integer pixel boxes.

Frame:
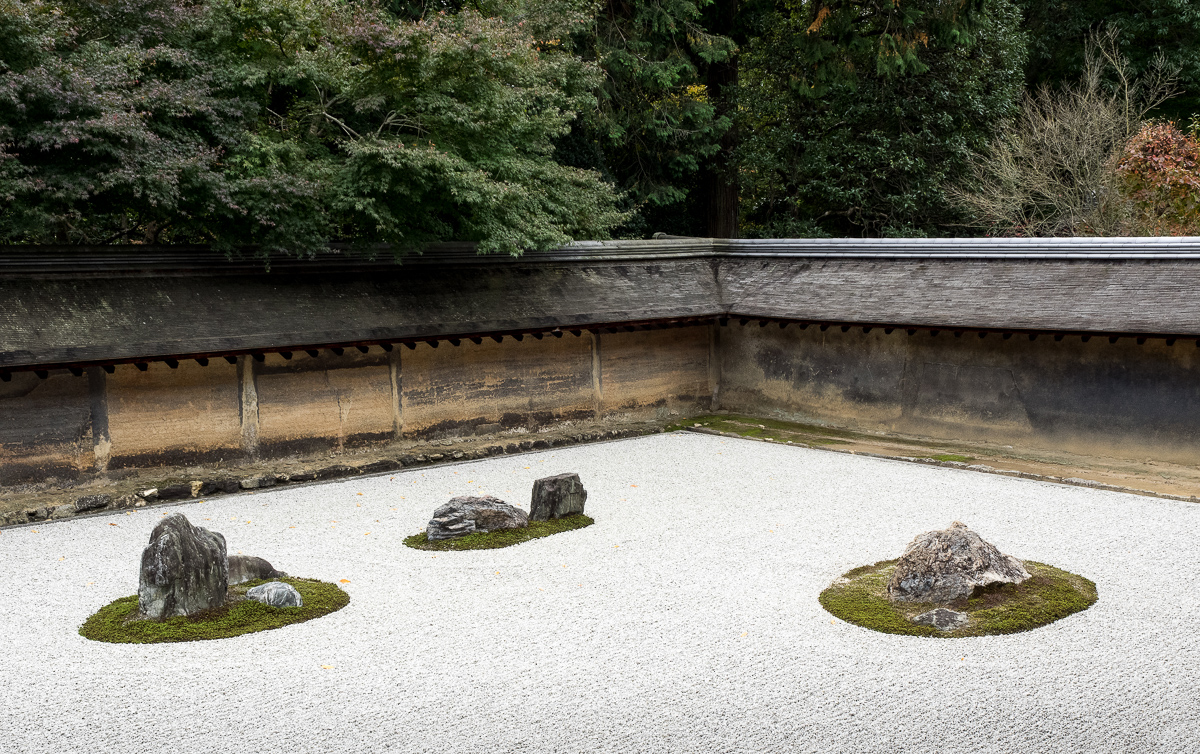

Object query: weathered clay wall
[0,327,714,484]
[718,322,1200,464]
[0,371,92,483]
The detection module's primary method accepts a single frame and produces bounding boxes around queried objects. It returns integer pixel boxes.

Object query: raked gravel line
[0,432,1197,754]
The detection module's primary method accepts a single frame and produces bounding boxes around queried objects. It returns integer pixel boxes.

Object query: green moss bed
[820,560,1097,638]
[79,577,350,644]
[404,514,594,551]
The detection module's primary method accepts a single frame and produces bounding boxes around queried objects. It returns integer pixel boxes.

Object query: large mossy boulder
[138,513,228,620]
[887,521,1030,603]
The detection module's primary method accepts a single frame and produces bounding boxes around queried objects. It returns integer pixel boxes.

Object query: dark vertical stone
[138,513,228,620]
[529,473,588,521]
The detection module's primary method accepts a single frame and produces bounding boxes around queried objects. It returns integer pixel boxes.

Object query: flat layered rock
[427,495,528,541]
[887,521,1030,603]
[912,608,970,631]
[529,473,588,521]
[138,513,228,620]
[227,555,284,585]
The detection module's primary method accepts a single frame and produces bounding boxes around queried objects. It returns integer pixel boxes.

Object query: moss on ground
[404,514,594,551]
[79,577,350,644]
[669,414,996,457]
[820,559,1097,637]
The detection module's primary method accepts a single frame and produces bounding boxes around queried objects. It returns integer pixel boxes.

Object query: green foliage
[78,577,351,644]
[0,0,626,253]
[1018,0,1200,120]
[738,0,1026,237]
[552,0,738,237]
[405,513,594,550]
[820,559,1098,637]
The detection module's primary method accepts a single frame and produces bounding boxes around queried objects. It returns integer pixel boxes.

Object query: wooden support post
[389,347,403,441]
[238,355,259,456]
[590,330,603,419]
[708,322,721,411]
[88,367,111,472]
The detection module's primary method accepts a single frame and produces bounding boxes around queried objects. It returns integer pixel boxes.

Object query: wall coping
[6,236,1200,276]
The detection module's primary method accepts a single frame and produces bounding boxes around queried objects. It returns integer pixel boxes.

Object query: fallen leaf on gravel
[108,523,117,527]
[741,632,748,637]
[357,493,363,496]
[30,530,38,533]
[321,665,334,670]
[364,532,370,536]
[339,579,351,584]
[630,484,638,488]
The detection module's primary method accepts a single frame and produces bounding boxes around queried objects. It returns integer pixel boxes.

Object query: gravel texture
[1,432,1197,753]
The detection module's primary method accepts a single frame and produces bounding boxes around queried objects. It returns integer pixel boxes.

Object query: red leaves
[1116,121,1200,234]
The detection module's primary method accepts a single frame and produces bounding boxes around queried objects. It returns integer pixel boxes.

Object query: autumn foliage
[1116,122,1200,235]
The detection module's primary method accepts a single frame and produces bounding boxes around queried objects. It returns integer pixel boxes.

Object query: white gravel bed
[1,432,1197,753]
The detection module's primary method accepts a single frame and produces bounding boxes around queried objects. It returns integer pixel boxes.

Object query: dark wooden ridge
[5,237,1200,375]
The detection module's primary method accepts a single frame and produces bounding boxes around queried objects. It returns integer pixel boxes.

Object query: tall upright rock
[529,473,587,521]
[138,513,228,620]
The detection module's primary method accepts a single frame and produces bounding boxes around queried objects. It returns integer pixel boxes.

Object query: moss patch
[79,577,350,644]
[669,414,995,455]
[404,514,594,551]
[820,560,1097,638]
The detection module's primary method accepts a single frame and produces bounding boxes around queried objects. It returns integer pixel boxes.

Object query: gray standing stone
[138,513,228,620]
[427,495,528,541]
[227,555,284,585]
[887,521,1031,603]
[529,473,588,521]
[246,581,303,608]
[912,608,970,631]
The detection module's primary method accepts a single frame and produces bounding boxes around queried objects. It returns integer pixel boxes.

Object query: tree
[950,28,1178,236]
[1018,0,1200,120]
[737,0,1025,237]
[1116,121,1200,235]
[0,0,626,254]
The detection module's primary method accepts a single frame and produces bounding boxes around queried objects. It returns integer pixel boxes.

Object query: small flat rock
[138,513,228,620]
[887,521,1030,603]
[912,608,970,631]
[529,473,588,521]
[227,555,284,585]
[246,581,302,608]
[427,495,528,541]
[74,494,112,513]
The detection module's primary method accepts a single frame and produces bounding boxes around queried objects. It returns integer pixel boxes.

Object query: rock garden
[80,472,594,642]
[80,512,349,644]
[405,472,593,551]
[819,521,1098,637]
